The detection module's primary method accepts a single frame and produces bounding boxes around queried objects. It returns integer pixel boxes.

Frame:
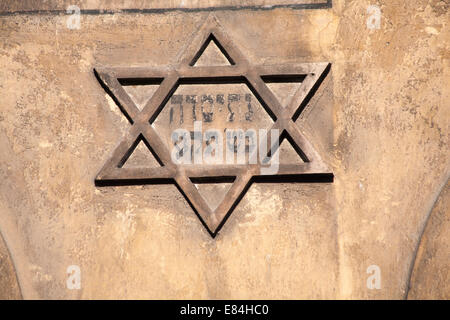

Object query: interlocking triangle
[94,15,333,238]
[191,34,234,66]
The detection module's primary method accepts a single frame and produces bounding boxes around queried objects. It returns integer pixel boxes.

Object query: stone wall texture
[0,0,448,299]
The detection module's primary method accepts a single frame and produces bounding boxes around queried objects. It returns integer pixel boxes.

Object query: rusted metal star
[94,15,333,238]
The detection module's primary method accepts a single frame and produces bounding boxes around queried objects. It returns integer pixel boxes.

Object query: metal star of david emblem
[94,15,333,238]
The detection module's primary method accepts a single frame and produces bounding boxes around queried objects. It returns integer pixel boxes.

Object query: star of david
[94,15,333,238]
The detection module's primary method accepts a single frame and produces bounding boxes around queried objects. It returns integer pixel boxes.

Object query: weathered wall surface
[0,0,448,299]
[0,232,22,299]
[407,181,449,300]
[0,0,330,12]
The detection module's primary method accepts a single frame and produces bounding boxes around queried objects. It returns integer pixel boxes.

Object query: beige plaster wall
[0,0,448,299]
